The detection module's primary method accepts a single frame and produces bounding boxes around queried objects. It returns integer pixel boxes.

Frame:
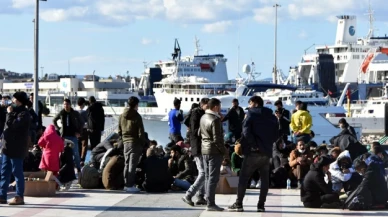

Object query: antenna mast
[194,36,202,56]
[366,0,375,40]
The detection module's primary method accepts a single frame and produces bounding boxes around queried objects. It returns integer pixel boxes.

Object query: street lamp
[33,0,47,114]
[273,3,280,84]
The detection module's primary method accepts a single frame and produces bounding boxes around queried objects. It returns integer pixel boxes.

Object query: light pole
[34,0,47,114]
[40,66,44,80]
[273,3,281,84]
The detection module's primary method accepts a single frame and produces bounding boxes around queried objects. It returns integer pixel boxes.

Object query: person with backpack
[228,96,279,213]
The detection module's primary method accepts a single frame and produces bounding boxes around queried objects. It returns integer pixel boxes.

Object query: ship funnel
[335,15,357,45]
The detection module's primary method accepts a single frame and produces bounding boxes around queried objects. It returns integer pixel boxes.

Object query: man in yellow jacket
[290,101,312,144]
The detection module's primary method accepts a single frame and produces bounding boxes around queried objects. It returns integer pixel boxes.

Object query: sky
[0,0,387,80]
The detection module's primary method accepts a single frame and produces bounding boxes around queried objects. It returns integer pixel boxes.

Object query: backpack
[79,164,101,189]
[102,155,125,190]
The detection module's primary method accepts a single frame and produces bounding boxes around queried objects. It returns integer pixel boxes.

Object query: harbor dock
[1,189,386,217]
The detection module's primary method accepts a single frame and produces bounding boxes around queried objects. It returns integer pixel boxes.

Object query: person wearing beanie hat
[0,91,31,205]
[301,156,341,208]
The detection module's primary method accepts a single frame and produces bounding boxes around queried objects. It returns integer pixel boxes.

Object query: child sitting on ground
[58,140,77,190]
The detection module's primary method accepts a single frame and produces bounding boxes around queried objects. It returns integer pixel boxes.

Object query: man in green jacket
[118,96,145,193]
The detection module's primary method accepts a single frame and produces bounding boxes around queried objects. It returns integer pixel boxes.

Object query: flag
[346,89,351,98]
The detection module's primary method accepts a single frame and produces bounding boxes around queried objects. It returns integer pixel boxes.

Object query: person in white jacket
[328,150,362,193]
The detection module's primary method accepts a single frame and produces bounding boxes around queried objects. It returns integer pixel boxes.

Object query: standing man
[168,98,184,143]
[182,98,209,206]
[118,96,145,193]
[200,98,226,212]
[53,99,84,173]
[29,93,43,129]
[0,92,30,205]
[87,96,105,150]
[290,101,312,144]
[228,96,279,213]
[76,97,88,166]
[274,100,291,142]
[222,98,245,141]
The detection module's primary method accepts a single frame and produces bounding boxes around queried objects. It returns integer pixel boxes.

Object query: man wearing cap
[274,100,290,142]
[222,98,245,141]
[0,92,31,205]
[168,98,184,143]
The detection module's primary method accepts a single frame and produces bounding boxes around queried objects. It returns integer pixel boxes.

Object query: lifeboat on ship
[200,63,211,71]
[361,53,374,73]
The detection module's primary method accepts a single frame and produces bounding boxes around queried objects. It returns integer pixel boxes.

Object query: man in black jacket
[29,93,43,129]
[301,156,341,208]
[182,98,209,206]
[274,100,291,142]
[222,98,245,141]
[87,96,105,150]
[53,99,84,173]
[0,92,31,205]
[228,96,278,213]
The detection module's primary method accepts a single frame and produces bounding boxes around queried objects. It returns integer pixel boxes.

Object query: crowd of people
[0,92,387,212]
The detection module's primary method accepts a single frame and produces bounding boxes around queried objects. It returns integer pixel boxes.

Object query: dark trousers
[203,154,222,206]
[236,152,270,206]
[232,130,242,141]
[169,133,183,144]
[89,130,102,151]
[303,194,340,208]
[78,128,88,162]
[123,143,142,187]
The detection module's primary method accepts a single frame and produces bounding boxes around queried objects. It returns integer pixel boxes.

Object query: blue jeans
[186,155,206,199]
[174,179,191,190]
[0,154,24,199]
[64,136,81,171]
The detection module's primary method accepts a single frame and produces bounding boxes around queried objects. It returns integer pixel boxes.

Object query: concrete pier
[1,189,386,217]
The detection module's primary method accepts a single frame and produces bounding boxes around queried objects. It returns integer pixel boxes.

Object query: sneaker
[257,204,265,212]
[250,180,257,189]
[182,196,194,206]
[228,202,244,212]
[207,205,224,212]
[125,187,141,193]
[195,197,207,206]
[8,196,24,206]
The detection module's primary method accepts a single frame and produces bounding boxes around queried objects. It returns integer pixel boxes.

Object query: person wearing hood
[301,156,341,208]
[328,150,362,193]
[330,129,367,161]
[338,118,357,139]
[290,101,312,144]
[346,153,388,210]
[228,96,278,213]
[0,92,31,205]
[87,96,105,150]
[53,99,84,173]
[118,96,145,193]
[289,139,313,189]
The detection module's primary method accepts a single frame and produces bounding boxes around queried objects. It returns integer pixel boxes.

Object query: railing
[101,122,119,141]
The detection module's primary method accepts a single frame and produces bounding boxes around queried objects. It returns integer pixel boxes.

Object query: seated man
[371,142,388,168]
[313,145,330,163]
[345,152,388,210]
[329,150,362,193]
[301,156,341,208]
[289,139,313,189]
[168,145,195,190]
[272,138,293,188]
[142,147,173,192]
[90,137,122,169]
